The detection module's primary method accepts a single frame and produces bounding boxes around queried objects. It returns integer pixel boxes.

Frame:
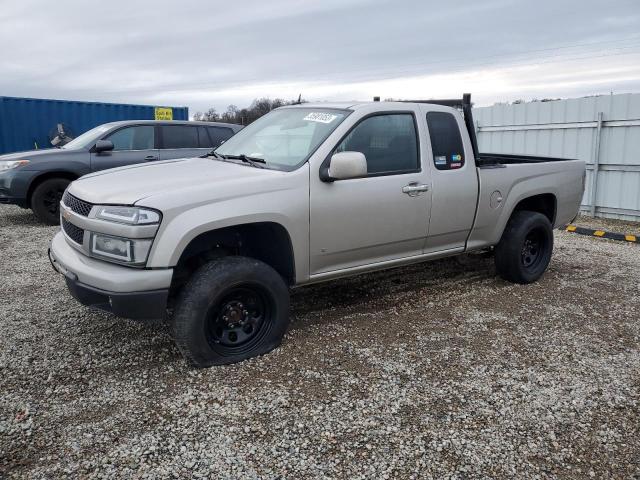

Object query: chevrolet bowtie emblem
[62,208,71,220]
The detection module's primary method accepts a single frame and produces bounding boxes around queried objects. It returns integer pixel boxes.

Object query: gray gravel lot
[1,205,639,479]
[572,214,640,236]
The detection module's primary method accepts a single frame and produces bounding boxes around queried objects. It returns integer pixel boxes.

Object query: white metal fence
[474,93,640,222]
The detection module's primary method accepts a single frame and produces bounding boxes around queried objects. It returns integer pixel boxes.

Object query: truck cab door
[309,111,432,275]
[90,125,158,172]
[419,106,479,252]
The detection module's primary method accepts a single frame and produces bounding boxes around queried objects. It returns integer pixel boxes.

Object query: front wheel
[31,178,70,225]
[172,256,290,367]
[494,211,554,284]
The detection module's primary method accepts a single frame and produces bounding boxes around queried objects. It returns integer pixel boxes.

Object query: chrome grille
[61,217,85,245]
[62,191,93,217]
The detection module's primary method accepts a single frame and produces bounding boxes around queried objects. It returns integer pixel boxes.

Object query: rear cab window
[426,112,465,170]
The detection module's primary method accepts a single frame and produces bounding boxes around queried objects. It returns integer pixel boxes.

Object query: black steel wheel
[172,256,290,367]
[495,210,554,284]
[31,178,70,225]
[206,285,272,350]
[521,228,547,269]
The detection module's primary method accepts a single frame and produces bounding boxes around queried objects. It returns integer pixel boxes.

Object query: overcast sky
[1,0,639,114]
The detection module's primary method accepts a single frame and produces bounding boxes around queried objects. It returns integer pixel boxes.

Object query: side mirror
[323,151,367,181]
[94,139,114,153]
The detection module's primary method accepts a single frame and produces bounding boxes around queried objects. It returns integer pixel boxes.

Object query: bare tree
[221,105,239,123]
[202,108,219,122]
[195,96,306,126]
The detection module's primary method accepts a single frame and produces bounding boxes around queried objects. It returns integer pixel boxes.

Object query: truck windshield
[215,108,350,171]
[62,124,113,150]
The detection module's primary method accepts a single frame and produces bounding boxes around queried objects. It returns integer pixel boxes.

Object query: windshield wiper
[221,154,266,168]
[201,150,224,159]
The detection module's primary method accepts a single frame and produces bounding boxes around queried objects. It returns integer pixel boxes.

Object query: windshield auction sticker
[303,112,338,124]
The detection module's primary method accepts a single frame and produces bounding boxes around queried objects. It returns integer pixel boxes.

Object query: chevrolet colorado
[49,94,586,367]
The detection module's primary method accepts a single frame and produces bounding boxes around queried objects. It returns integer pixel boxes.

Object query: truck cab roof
[282,101,461,112]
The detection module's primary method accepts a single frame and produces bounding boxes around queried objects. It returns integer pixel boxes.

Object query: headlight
[0,160,29,172]
[94,205,161,225]
[90,233,153,265]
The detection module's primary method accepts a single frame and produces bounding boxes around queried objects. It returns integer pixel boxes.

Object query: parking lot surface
[1,205,639,479]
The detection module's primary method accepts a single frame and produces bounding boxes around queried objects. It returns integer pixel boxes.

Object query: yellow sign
[154,107,173,120]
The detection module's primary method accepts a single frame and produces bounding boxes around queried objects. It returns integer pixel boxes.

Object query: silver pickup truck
[49,94,585,367]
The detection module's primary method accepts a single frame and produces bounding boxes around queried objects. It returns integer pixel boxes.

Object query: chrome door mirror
[324,151,367,181]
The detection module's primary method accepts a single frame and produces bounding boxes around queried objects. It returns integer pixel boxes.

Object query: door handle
[144,155,158,161]
[402,183,429,196]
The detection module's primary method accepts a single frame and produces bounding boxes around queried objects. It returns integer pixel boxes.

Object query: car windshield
[61,124,113,150]
[215,108,350,170]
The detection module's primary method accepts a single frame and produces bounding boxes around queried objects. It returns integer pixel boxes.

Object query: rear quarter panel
[467,160,585,249]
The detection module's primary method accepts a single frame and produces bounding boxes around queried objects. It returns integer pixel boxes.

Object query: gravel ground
[572,214,640,236]
[1,205,639,479]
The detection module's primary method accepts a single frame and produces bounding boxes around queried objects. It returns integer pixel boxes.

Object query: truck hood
[68,157,286,205]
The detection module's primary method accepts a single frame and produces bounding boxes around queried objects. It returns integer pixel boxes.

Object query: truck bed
[466,156,585,251]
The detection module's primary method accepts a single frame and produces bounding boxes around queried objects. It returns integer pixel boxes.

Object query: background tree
[220,105,239,123]
[193,95,305,125]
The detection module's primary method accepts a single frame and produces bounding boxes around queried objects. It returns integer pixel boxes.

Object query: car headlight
[90,233,153,265]
[94,205,161,225]
[0,160,30,172]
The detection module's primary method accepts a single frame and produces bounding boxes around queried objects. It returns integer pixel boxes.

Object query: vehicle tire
[172,256,290,367]
[494,210,554,284]
[31,178,70,225]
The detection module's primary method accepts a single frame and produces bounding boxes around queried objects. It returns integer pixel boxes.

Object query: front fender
[142,169,310,283]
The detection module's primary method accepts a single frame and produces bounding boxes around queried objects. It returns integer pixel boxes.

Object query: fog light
[92,234,132,261]
[89,233,154,266]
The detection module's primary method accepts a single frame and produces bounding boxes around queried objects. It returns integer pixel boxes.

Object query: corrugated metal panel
[474,93,640,221]
[0,96,188,154]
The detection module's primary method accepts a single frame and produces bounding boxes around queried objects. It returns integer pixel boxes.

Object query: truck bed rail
[477,153,575,166]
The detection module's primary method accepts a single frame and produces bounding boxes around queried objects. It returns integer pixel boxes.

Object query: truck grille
[61,217,85,245]
[62,191,93,217]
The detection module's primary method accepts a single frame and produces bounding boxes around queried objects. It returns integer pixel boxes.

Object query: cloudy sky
[1,0,639,114]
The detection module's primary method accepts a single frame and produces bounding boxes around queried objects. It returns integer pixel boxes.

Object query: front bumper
[0,195,27,207]
[49,231,173,319]
[0,169,33,207]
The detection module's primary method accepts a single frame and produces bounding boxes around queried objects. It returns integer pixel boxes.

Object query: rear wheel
[172,256,290,367]
[31,178,70,225]
[495,210,554,284]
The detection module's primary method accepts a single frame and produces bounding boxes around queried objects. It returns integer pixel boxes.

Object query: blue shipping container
[0,96,188,154]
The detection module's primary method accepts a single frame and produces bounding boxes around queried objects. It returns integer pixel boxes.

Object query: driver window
[106,126,154,151]
[335,114,418,175]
